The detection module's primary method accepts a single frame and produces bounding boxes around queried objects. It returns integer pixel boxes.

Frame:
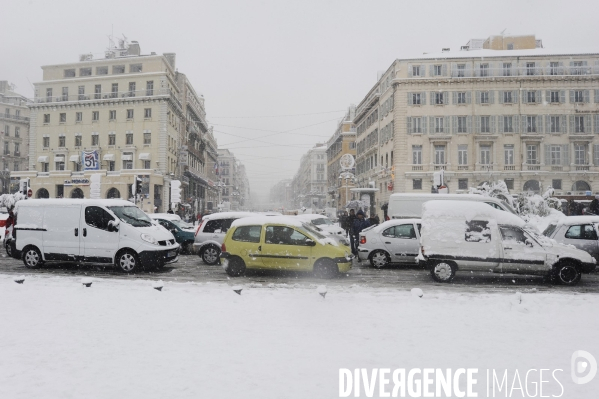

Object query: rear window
[542,224,557,237]
[232,226,262,243]
[565,225,598,240]
[203,218,236,233]
[465,220,491,243]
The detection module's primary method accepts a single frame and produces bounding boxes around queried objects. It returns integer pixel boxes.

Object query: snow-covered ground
[0,274,598,398]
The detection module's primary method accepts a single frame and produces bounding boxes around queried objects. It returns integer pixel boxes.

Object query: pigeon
[232,285,243,295]
[81,277,93,287]
[317,285,327,299]
[14,276,25,284]
[152,281,164,291]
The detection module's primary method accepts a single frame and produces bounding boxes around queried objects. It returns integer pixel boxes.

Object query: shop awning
[69,155,80,162]
[103,154,115,161]
[121,154,133,161]
[54,155,65,162]
[138,153,151,160]
[37,156,49,163]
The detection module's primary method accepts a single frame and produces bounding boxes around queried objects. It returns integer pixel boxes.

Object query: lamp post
[339,170,355,209]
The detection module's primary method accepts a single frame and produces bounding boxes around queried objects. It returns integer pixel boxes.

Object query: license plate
[166,251,176,258]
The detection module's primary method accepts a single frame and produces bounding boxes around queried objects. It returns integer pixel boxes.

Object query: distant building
[291,144,327,210]
[217,148,250,211]
[326,105,356,211]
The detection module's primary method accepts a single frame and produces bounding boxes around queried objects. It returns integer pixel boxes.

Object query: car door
[261,225,311,270]
[381,223,419,264]
[499,226,546,273]
[42,205,82,260]
[562,224,599,262]
[81,206,120,262]
[229,225,263,267]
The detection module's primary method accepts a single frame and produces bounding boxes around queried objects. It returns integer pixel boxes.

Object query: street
[2,253,599,293]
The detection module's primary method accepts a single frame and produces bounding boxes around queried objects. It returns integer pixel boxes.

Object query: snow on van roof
[202,211,256,221]
[390,193,502,202]
[556,215,599,225]
[422,200,524,227]
[148,213,182,221]
[15,198,135,211]
[231,215,304,228]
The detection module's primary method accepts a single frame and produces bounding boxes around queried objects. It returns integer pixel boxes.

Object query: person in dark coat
[345,209,356,250]
[351,210,371,255]
[589,195,599,215]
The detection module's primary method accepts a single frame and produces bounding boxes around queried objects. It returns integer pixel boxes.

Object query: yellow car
[220,216,353,278]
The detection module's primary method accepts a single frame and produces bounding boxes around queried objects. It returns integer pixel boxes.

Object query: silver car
[357,219,421,268]
[543,216,599,265]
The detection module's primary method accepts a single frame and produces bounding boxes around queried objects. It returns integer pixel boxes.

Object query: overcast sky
[2,0,599,207]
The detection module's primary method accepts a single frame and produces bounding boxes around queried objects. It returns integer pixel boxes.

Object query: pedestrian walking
[351,210,370,255]
[589,195,599,215]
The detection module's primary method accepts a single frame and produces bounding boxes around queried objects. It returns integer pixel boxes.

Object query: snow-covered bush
[0,192,26,210]
[468,180,514,207]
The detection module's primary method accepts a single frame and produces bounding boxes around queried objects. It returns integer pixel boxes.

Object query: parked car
[543,216,599,264]
[295,214,345,236]
[420,200,595,285]
[387,193,517,219]
[358,219,421,268]
[15,199,179,272]
[194,212,256,265]
[220,216,353,278]
[149,213,196,254]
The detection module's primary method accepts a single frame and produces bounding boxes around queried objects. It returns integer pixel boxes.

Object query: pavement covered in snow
[1,274,598,398]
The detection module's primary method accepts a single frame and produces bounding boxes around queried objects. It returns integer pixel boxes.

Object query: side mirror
[305,239,316,246]
[525,239,533,247]
[108,223,119,233]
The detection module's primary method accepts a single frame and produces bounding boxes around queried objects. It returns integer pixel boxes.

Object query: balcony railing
[457,166,469,171]
[433,164,446,171]
[1,114,29,122]
[412,165,423,171]
[551,166,563,171]
[575,165,590,171]
[504,165,516,171]
[35,88,171,104]
[526,165,541,171]
[436,65,598,79]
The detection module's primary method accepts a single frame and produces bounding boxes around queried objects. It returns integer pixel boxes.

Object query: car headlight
[141,233,159,245]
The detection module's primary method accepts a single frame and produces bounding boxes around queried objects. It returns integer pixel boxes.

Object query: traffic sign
[27,188,32,198]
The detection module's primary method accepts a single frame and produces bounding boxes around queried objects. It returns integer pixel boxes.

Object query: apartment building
[269,178,292,211]
[353,34,599,220]
[13,41,188,212]
[291,144,327,209]
[216,148,250,211]
[326,105,357,210]
[0,81,30,193]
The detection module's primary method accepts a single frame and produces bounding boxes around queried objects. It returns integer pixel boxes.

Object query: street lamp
[339,170,355,209]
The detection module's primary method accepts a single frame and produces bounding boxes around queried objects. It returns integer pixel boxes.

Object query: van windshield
[108,206,153,227]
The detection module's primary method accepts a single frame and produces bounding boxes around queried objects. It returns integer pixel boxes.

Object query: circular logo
[339,154,355,170]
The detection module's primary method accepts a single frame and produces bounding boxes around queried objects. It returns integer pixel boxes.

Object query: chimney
[163,53,176,69]
[127,41,141,56]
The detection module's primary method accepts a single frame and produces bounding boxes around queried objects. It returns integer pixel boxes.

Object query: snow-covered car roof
[366,218,421,234]
[295,214,330,221]
[231,215,304,228]
[202,212,256,221]
[148,213,182,221]
[15,199,135,210]
[556,216,599,226]
[422,200,524,227]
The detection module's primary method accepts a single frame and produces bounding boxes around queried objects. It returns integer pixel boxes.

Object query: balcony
[33,88,171,104]
[575,165,590,171]
[433,164,447,171]
[412,165,423,171]
[526,165,541,171]
[443,65,597,79]
[504,165,516,171]
[551,166,563,171]
[0,114,30,122]
[457,166,469,171]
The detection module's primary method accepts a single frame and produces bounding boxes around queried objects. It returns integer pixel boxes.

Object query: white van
[419,200,595,285]
[388,193,516,219]
[15,199,179,272]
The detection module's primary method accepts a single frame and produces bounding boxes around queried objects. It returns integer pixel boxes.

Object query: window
[526,116,537,133]
[412,179,422,190]
[412,66,420,76]
[59,113,66,123]
[128,82,136,97]
[458,145,468,165]
[572,61,584,75]
[465,220,491,243]
[14,127,19,137]
[85,206,115,231]
[526,62,536,76]
[123,153,133,169]
[232,226,262,243]
[412,145,422,164]
[480,116,491,133]
[411,117,423,134]
[457,116,467,133]
[143,132,151,144]
[80,67,92,76]
[61,87,68,101]
[96,66,108,75]
[265,226,310,246]
[457,179,468,190]
[503,91,513,103]
[412,93,421,105]
[434,117,444,133]
[574,144,587,165]
[146,81,154,96]
[385,224,416,239]
[457,92,467,104]
[434,145,445,164]
[94,84,101,99]
[130,64,143,73]
[126,109,134,120]
[58,136,65,147]
[64,69,76,78]
[75,135,82,147]
[76,112,82,122]
[480,91,489,104]
[527,91,536,103]
[565,225,598,240]
[433,65,442,76]
[499,226,528,245]
[549,116,561,133]
[14,143,19,155]
[573,90,584,103]
[43,137,50,147]
[113,65,125,74]
[46,88,53,101]
[552,179,562,190]
[479,63,489,77]
[126,132,133,145]
[144,108,152,118]
[13,162,19,171]
[3,125,8,136]
[434,92,445,105]
[109,110,116,120]
[43,114,50,124]
[78,85,85,100]
[502,63,512,76]
[108,161,115,171]
[56,158,65,171]
[111,83,118,98]
[550,91,560,103]
[108,133,116,145]
[92,134,99,146]
[503,116,514,133]
[550,62,560,75]
[527,145,538,164]
[505,179,514,190]
[575,116,585,133]
[550,145,562,165]
[507,44,514,50]
[480,145,491,164]
[42,162,49,172]
[457,64,465,77]
[92,111,99,121]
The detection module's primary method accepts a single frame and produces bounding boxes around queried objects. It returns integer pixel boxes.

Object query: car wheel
[430,260,456,283]
[202,245,220,265]
[314,258,339,279]
[552,261,581,286]
[369,250,390,268]
[225,256,246,277]
[116,250,139,273]
[22,246,43,269]
[5,240,13,258]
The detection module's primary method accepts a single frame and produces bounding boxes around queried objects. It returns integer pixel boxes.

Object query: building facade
[216,148,250,211]
[0,81,30,194]
[326,105,357,211]
[291,144,327,210]
[269,178,292,211]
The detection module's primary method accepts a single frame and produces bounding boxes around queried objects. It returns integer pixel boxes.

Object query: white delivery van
[15,199,179,272]
[388,193,516,219]
[419,200,595,285]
